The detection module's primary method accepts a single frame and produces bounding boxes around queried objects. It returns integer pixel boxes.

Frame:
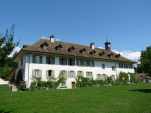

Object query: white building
[13,36,135,89]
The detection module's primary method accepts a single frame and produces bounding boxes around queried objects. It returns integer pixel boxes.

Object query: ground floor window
[77,71,84,77]
[86,72,93,80]
[96,74,107,81]
[68,71,75,78]
[46,70,55,80]
[32,69,42,80]
[59,70,67,80]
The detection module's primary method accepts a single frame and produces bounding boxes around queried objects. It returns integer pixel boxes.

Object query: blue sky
[0,0,151,53]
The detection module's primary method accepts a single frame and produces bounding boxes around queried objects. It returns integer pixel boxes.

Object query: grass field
[0,84,151,113]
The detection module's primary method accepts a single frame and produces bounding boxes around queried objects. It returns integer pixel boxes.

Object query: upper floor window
[102,64,105,69]
[119,63,133,69]
[112,66,116,71]
[59,57,67,65]
[39,56,43,64]
[46,56,55,64]
[32,56,40,63]
[68,57,75,65]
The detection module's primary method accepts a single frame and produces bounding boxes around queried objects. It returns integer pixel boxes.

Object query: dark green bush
[118,72,129,84]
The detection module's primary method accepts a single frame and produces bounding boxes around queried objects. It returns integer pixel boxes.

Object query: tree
[0,25,18,79]
[139,46,151,76]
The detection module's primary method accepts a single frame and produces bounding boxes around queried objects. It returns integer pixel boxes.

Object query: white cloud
[113,50,141,61]
[8,47,21,57]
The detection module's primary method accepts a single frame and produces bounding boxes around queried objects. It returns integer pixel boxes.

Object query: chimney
[104,41,111,51]
[50,35,55,43]
[90,42,95,50]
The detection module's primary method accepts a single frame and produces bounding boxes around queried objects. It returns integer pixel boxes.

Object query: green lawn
[0,84,151,113]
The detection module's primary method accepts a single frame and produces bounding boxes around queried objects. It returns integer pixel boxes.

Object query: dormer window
[107,53,113,58]
[115,54,120,58]
[68,46,75,52]
[99,51,105,56]
[89,50,96,55]
[55,44,63,50]
[40,42,49,50]
[79,48,86,53]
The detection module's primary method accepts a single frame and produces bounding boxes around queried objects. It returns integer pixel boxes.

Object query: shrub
[118,72,129,84]
[76,76,92,87]
[129,73,141,83]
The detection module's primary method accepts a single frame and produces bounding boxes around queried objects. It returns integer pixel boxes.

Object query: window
[39,56,43,64]
[76,58,94,67]
[68,71,75,78]
[46,70,55,80]
[59,70,67,80]
[32,56,40,63]
[112,66,116,71]
[119,63,124,68]
[32,56,36,63]
[96,74,106,81]
[68,57,75,65]
[102,64,105,69]
[59,57,67,65]
[32,69,42,80]
[86,72,93,80]
[46,56,55,64]
[77,71,84,77]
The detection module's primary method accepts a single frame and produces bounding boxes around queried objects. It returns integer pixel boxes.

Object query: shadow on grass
[0,110,13,113]
[129,89,151,93]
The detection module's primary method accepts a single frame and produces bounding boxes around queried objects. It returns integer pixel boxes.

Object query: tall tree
[139,46,151,76]
[0,25,18,79]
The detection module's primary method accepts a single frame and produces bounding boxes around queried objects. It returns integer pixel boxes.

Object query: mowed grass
[0,84,151,113]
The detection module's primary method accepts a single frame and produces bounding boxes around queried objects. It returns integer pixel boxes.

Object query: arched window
[32,69,42,80]
[77,71,84,77]
[46,70,55,80]
[59,70,67,80]
[68,71,75,78]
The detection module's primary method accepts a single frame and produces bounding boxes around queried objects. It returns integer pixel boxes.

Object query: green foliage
[129,73,139,83]
[119,72,129,83]
[31,81,58,90]
[76,76,93,87]
[139,46,151,76]
[0,25,18,79]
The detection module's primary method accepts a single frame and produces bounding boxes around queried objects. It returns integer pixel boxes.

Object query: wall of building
[20,54,134,88]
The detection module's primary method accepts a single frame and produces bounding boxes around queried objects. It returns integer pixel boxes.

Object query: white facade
[16,54,135,89]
